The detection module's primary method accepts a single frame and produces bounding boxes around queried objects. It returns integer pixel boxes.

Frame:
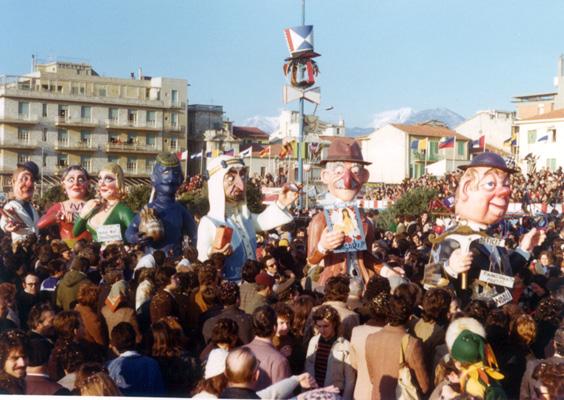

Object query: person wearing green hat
[445,317,506,399]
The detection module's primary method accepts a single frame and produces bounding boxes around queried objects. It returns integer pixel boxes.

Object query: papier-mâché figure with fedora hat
[125,152,197,257]
[196,154,299,281]
[429,152,545,305]
[0,161,41,243]
[306,138,403,287]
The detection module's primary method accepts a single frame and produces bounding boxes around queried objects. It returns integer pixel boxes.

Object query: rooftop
[519,108,564,121]
[233,126,269,140]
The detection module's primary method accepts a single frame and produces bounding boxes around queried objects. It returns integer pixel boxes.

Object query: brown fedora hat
[320,138,371,165]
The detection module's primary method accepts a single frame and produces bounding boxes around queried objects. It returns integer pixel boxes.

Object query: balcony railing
[105,119,160,131]
[0,140,37,150]
[165,124,183,132]
[125,167,153,176]
[0,114,39,125]
[55,116,97,128]
[54,140,97,152]
[105,142,160,154]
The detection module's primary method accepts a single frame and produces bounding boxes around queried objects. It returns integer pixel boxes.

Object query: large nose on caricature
[233,174,245,191]
[342,168,357,190]
[497,184,511,199]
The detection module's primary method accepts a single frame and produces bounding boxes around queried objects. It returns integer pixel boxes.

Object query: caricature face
[13,170,35,201]
[98,170,120,201]
[455,167,511,225]
[62,169,88,201]
[223,166,247,204]
[151,163,183,196]
[321,161,369,202]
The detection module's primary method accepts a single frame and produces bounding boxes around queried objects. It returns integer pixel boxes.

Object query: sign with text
[479,270,515,288]
[492,289,513,307]
[96,224,123,243]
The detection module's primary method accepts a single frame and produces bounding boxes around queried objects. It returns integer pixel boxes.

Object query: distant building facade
[513,109,563,173]
[0,61,187,194]
[455,110,514,152]
[361,121,471,184]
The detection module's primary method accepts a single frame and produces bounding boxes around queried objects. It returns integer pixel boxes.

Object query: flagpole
[452,136,456,172]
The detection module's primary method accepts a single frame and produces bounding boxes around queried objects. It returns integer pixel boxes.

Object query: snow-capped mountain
[404,108,465,128]
[346,107,466,137]
[242,115,280,134]
[244,107,466,137]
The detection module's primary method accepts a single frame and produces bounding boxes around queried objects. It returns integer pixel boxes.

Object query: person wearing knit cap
[0,161,41,243]
[126,152,197,257]
[445,317,506,399]
[197,155,298,281]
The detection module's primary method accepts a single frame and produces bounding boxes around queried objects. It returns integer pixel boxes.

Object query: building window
[546,158,557,171]
[98,87,106,97]
[126,157,136,172]
[17,128,30,143]
[42,153,47,167]
[57,154,68,167]
[108,108,118,122]
[457,141,465,156]
[18,101,29,118]
[171,112,178,127]
[169,138,178,150]
[108,156,118,164]
[430,141,438,155]
[58,105,68,118]
[146,134,156,147]
[127,109,136,124]
[17,154,31,164]
[146,159,156,172]
[171,89,178,104]
[81,106,91,120]
[58,129,68,145]
[80,156,92,171]
[42,128,47,142]
[550,128,557,142]
[80,131,91,145]
[527,130,537,144]
[42,103,48,117]
[146,111,156,125]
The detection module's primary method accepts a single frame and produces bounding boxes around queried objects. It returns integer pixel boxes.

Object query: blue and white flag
[537,135,548,142]
[190,151,202,159]
[239,147,252,157]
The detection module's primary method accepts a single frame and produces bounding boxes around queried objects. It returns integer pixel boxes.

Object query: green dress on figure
[73,202,134,243]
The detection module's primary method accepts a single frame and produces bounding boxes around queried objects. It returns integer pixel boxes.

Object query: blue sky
[1,0,562,128]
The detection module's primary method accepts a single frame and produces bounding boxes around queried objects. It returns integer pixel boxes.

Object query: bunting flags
[223,149,235,156]
[418,138,428,152]
[279,141,294,159]
[470,135,485,152]
[239,147,252,157]
[410,139,419,150]
[190,151,202,160]
[438,136,455,149]
[537,134,548,142]
[503,131,518,147]
[259,146,271,158]
[176,150,188,161]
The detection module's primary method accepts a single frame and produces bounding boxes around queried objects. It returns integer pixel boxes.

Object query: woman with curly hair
[305,305,355,399]
[75,362,121,396]
[532,297,563,359]
[74,282,107,347]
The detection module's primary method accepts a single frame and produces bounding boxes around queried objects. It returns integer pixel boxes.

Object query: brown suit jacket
[307,209,382,284]
[365,325,430,400]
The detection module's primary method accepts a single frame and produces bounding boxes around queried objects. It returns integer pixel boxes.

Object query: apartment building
[0,61,187,193]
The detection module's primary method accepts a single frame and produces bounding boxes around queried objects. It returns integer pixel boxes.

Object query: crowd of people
[0,200,561,398]
[364,167,564,205]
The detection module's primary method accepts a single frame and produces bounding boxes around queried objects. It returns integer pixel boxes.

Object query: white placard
[492,289,513,307]
[96,224,123,243]
[479,236,505,247]
[479,270,515,288]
